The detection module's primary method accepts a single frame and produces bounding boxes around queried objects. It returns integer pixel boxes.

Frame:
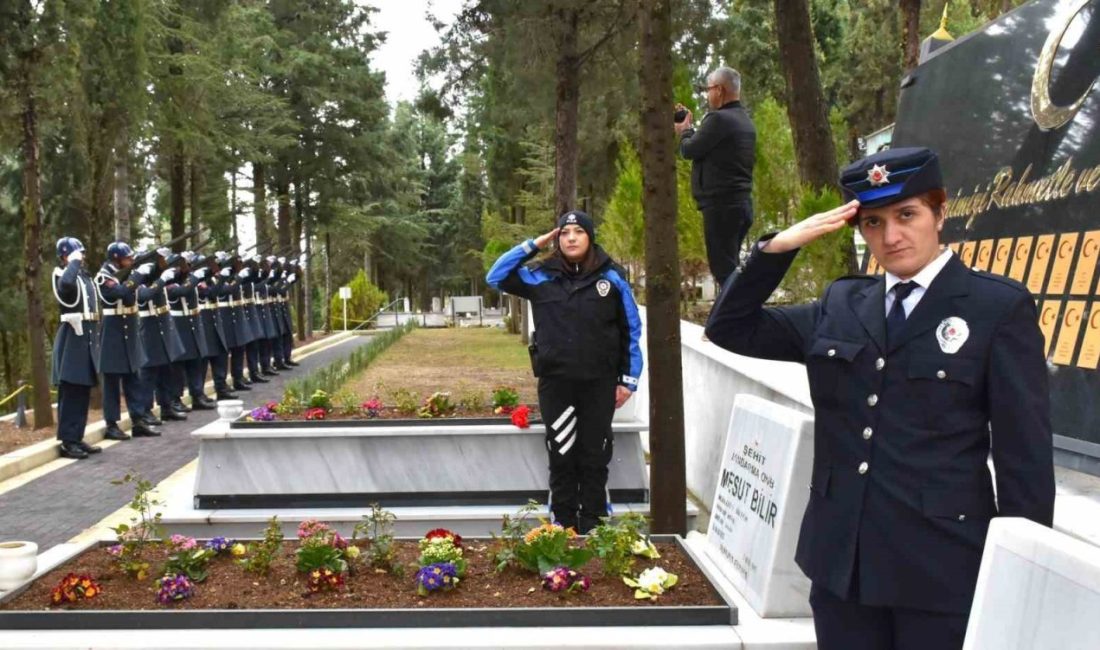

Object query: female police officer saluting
[487,210,643,533]
[705,147,1054,650]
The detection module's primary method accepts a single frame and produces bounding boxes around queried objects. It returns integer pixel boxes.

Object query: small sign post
[339,286,352,331]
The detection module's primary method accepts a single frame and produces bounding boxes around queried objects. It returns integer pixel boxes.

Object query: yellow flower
[84,587,97,598]
[345,545,361,559]
[231,543,247,556]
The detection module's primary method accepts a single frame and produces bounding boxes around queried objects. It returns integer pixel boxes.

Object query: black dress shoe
[77,441,103,454]
[172,400,192,413]
[141,413,163,427]
[216,390,239,400]
[59,442,89,459]
[261,368,279,376]
[191,395,217,410]
[161,408,188,421]
[286,360,300,367]
[131,422,162,437]
[273,362,292,371]
[239,377,253,386]
[103,426,131,441]
[231,382,252,392]
[250,375,270,384]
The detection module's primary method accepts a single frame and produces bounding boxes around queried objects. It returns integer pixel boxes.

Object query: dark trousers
[701,199,753,289]
[182,357,206,397]
[283,333,294,361]
[537,375,617,533]
[56,381,91,443]
[246,340,262,377]
[230,345,247,383]
[102,371,145,424]
[810,583,968,650]
[271,336,285,365]
[209,353,229,392]
[139,364,175,411]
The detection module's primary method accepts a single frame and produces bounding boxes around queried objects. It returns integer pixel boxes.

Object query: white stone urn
[0,540,38,592]
[216,399,244,421]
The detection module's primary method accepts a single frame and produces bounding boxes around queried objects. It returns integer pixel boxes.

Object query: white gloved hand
[160,268,177,283]
[136,262,155,276]
[238,268,251,280]
[219,267,232,278]
[193,267,209,280]
[69,250,84,262]
[287,273,296,283]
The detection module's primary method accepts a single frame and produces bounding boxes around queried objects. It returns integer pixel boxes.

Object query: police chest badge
[596,279,611,297]
[936,317,970,354]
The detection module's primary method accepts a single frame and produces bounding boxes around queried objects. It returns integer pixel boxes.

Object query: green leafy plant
[108,472,165,580]
[308,389,333,411]
[491,386,520,411]
[587,512,651,577]
[276,388,304,416]
[390,387,420,416]
[162,548,216,583]
[418,391,456,418]
[332,388,359,415]
[514,521,592,575]
[488,500,540,572]
[456,386,485,413]
[237,517,284,576]
[295,543,347,575]
[352,503,404,577]
[417,537,467,577]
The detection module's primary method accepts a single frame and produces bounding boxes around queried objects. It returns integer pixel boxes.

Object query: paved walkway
[0,334,377,550]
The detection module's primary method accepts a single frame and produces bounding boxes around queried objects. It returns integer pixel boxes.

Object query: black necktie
[886,282,918,345]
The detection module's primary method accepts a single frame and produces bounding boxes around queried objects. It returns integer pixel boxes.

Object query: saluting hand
[615,386,632,409]
[765,200,860,254]
[533,228,560,251]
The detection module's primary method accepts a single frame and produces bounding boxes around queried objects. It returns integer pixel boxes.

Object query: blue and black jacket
[486,239,643,391]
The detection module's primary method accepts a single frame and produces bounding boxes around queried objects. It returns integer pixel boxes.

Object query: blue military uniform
[705,148,1054,650]
[51,238,101,457]
[137,263,189,419]
[196,257,235,400]
[168,253,214,409]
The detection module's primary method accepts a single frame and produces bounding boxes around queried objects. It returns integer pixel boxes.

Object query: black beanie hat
[556,210,595,243]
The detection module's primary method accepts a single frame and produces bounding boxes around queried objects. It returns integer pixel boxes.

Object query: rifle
[121,227,206,282]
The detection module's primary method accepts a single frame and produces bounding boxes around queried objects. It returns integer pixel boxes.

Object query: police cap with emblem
[556,210,595,243]
[840,147,943,222]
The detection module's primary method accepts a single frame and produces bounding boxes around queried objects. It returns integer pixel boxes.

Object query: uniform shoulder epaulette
[967,267,1029,293]
[834,273,877,284]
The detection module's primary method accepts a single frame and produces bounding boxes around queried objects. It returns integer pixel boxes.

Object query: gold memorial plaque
[1077,304,1100,370]
[1053,300,1085,365]
[1039,300,1061,357]
[960,241,977,267]
[949,242,961,254]
[866,255,879,275]
[1071,230,1100,295]
[991,238,1013,277]
[1028,234,1056,295]
[975,239,994,271]
[1009,237,1033,282]
[1048,233,1079,295]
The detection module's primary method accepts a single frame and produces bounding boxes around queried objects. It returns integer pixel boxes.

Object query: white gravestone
[964,518,1100,650]
[705,393,814,618]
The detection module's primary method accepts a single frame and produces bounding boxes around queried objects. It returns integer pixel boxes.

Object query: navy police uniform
[487,211,644,533]
[705,148,1054,650]
[51,238,101,458]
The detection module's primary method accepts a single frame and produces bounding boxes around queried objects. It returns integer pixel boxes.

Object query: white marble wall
[964,517,1100,650]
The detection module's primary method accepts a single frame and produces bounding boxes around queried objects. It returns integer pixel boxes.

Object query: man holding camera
[675,66,756,290]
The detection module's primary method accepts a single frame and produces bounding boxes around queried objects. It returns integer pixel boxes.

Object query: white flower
[631,538,660,559]
[637,567,670,595]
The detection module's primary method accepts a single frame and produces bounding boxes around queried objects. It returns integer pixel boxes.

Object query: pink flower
[168,534,197,551]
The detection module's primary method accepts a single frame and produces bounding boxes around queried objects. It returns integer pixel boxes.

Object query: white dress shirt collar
[885,247,954,294]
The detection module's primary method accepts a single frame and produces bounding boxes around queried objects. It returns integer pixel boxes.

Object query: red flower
[265,401,279,411]
[511,405,530,429]
[424,528,463,548]
[304,407,327,421]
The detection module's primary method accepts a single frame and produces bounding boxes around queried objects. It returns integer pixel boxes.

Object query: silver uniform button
[867,394,878,407]
[863,427,873,440]
[937,369,947,379]
[875,358,885,370]
[827,349,836,357]
[858,461,869,475]
[958,514,966,521]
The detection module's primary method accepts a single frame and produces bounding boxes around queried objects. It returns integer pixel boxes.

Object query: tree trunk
[170,149,187,249]
[552,5,580,217]
[189,161,202,235]
[113,133,130,241]
[19,68,53,428]
[1,331,12,396]
[230,167,239,242]
[900,0,922,73]
[639,0,684,534]
[324,231,332,332]
[293,178,306,341]
[276,167,291,252]
[253,162,269,250]
[774,0,839,192]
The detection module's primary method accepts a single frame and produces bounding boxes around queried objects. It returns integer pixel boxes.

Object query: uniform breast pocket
[806,337,865,407]
[907,355,982,417]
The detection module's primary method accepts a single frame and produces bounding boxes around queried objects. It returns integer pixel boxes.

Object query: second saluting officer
[51,238,101,459]
[705,147,1055,650]
[487,210,643,533]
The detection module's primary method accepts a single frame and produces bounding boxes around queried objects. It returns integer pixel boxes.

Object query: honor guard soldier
[254,256,280,374]
[196,253,235,400]
[51,238,101,459]
[281,259,300,366]
[95,242,164,439]
[226,254,260,390]
[171,251,216,410]
[135,247,188,421]
[264,256,291,370]
[241,256,272,382]
[213,252,251,393]
[705,147,1055,650]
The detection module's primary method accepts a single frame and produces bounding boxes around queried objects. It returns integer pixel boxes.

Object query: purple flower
[106,544,123,557]
[416,562,459,593]
[248,406,276,422]
[155,573,194,605]
[204,536,234,554]
[542,566,590,594]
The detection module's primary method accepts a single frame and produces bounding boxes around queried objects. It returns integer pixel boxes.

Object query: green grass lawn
[345,327,538,406]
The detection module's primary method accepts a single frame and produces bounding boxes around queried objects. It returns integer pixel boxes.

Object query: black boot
[131,422,162,437]
[103,425,131,441]
[59,441,89,459]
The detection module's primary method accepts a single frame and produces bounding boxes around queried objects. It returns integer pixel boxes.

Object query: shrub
[328,269,387,330]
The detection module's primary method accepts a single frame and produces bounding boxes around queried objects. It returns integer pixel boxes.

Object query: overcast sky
[366,0,466,107]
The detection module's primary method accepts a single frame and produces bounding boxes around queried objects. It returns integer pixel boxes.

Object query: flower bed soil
[232,405,542,427]
[1,539,723,613]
